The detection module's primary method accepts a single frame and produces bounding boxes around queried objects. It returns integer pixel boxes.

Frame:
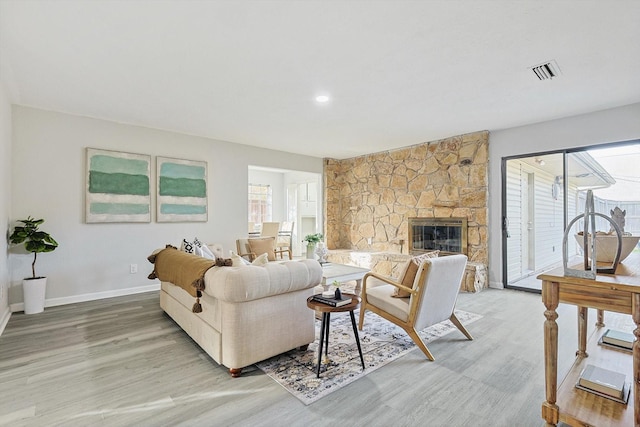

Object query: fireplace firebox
[408,217,468,255]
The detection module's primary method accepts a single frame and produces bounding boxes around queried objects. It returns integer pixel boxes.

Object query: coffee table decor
[256,307,481,405]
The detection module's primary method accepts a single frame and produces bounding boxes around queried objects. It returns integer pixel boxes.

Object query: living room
[1,1,640,425]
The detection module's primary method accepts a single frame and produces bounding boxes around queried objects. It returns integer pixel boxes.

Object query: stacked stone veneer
[324,131,489,291]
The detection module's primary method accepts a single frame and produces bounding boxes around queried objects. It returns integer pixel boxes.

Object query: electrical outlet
[367,237,372,244]
[130,264,138,274]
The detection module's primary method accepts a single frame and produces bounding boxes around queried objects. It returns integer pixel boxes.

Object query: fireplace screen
[409,217,467,255]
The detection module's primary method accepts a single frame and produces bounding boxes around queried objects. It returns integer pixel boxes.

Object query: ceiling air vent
[530,60,561,81]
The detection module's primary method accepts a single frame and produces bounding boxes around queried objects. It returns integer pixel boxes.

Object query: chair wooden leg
[450,312,473,340]
[406,327,435,361]
[358,305,366,330]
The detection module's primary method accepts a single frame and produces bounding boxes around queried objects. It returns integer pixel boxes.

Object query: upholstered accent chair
[358,254,473,361]
[236,237,277,262]
[236,238,253,261]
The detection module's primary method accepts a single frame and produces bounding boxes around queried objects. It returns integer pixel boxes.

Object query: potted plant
[9,216,58,314]
[303,233,323,259]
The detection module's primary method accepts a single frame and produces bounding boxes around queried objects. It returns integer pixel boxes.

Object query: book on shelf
[311,294,351,307]
[575,364,630,404]
[599,328,634,350]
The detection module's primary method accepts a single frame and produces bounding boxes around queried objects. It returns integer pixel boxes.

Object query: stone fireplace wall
[324,131,489,289]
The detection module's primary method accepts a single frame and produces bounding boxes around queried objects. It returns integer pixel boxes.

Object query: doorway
[248,166,322,257]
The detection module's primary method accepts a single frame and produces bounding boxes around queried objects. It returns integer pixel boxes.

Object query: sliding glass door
[503,141,640,291]
[504,153,564,290]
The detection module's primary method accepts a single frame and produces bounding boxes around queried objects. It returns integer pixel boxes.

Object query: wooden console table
[539,254,640,426]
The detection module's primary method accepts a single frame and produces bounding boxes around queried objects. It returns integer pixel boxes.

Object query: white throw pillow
[230,252,251,267]
[190,237,215,260]
[200,244,215,260]
[194,245,204,257]
[251,253,269,266]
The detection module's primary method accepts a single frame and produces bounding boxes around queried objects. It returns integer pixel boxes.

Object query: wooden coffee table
[306,293,365,378]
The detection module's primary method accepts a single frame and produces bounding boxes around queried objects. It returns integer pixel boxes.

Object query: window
[248,183,272,224]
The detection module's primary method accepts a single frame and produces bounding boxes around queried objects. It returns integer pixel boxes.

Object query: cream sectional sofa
[159,257,323,377]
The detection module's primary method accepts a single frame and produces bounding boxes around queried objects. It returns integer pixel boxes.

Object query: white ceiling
[1,0,639,159]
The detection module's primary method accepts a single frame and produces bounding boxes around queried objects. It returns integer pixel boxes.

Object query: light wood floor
[0,288,625,426]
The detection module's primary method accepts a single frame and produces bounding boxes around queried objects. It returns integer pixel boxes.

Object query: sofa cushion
[248,237,276,261]
[369,284,410,321]
[393,250,439,297]
[203,260,322,303]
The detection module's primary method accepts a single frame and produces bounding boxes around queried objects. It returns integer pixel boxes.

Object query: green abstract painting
[86,148,151,223]
[157,157,208,222]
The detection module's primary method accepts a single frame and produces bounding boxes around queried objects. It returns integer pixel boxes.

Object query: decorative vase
[306,243,316,259]
[334,287,342,299]
[315,242,328,263]
[23,277,47,314]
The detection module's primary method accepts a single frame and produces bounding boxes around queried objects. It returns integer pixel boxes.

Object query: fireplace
[408,217,468,255]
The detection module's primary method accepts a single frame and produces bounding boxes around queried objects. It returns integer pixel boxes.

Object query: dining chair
[275,221,294,260]
[260,222,280,240]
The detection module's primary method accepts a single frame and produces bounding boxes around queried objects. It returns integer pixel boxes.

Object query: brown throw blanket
[148,246,215,313]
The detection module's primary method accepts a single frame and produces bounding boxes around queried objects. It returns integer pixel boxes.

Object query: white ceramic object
[574,234,640,263]
[23,277,47,314]
[306,244,316,259]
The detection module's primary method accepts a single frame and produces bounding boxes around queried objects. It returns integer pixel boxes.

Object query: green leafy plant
[9,216,59,279]
[303,233,323,244]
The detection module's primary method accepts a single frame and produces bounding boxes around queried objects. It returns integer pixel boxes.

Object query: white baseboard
[489,280,504,289]
[0,308,11,336]
[9,283,161,313]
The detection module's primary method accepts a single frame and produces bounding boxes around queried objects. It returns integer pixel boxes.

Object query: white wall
[10,107,323,309]
[489,102,640,287]
[0,82,12,328]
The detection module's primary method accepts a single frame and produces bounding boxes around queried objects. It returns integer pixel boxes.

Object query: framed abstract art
[86,148,151,223]
[156,156,208,222]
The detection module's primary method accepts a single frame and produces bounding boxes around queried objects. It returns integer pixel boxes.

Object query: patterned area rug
[256,308,482,405]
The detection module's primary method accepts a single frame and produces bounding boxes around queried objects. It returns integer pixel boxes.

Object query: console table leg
[632,294,640,427]
[542,280,560,426]
[596,309,605,327]
[577,306,588,358]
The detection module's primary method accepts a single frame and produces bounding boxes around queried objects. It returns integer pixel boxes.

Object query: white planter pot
[23,277,47,315]
[306,244,316,259]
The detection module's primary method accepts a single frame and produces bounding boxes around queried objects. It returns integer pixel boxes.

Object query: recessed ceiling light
[315,95,330,103]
